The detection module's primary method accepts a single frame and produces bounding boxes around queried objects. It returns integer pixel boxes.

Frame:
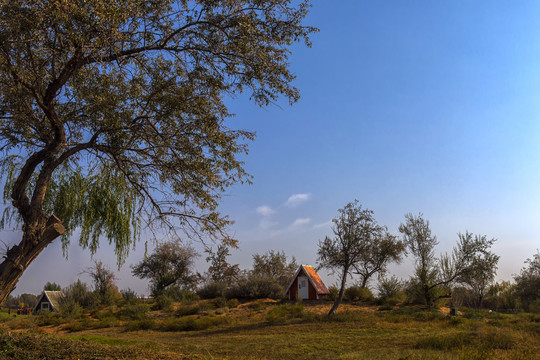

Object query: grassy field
[0,300,538,359]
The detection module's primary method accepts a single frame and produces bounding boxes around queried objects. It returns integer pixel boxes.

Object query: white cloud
[292,218,311,227]
[313,221,333,230]
[285,193,312,207]
[256,205,275,217]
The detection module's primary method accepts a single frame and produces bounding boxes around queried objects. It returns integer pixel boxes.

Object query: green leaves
[0,0,315,265]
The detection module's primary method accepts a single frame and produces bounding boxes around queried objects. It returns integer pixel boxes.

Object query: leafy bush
[125,319,157,331]
[227,298,239,308]
[483,281,520,312]
[60,300,83,320]
[211,297,228,309]
[161,286,199,303]
[6,317,38,330]
[120,289,139,305]
[377,276,405,303]
[344,286,373,302]
[226,276,284,300]
[62,280,94,308]
[197,282,227,299]
[327,286,339,302]
[152,295,174,312]
[215,307,229,315]
[64,318,93,332]
[36,311,63,326]
[176,304,201,317]
[117,303,150,320]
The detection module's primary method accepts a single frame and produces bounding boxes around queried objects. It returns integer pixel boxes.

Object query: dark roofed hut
[285,265,330,301]
[33,291,63,313]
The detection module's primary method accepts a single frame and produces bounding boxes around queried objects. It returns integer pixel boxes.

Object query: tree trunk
[0,215,65,303]
[328,267,348,316]
[360,276,368,289]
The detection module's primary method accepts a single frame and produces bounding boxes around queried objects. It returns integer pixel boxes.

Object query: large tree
[131,240,199,296]
[205,243,239,285]
[317,200,382,315]
[251,249,297,288]
[0,0,315,302]
[514,251,540,311]
[457,233,499,309]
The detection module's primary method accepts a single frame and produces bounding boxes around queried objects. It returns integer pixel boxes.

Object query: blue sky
[6,1,540,295]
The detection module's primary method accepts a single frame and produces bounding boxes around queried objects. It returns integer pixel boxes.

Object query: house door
[297,276,309,299]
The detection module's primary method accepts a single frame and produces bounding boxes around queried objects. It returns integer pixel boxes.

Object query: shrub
[484,281,520,312]
[197,282,227,299]
[125,319,157,331]
[344,286,374,302]
[176,304,201,317]
[227,298,239,308]
[152,295,174,312]
[117,303,150,320]
[377,276,405,304]
[120,289,139,305]
[60,300,83,320]
[327,286,339,302]
[211,297,228,309]
[247,301,266,311]
[63,280,93,308]
[64,318,93,332]
[215,307,229,315]
[161,286,199,303]
[226,276,284,300]
[36,310,63,326]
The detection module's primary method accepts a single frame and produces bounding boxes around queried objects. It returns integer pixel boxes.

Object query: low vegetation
[0,298,538,359]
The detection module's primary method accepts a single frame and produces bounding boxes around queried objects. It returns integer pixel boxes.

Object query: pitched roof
[285,265,330,295]
[33,291,64,312]
[302,265,330,295]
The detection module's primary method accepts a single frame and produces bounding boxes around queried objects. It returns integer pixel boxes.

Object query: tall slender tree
[0,0,316,302]
[317,200,381,315]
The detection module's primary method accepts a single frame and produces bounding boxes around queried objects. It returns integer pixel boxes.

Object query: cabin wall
[289,277,299,300]
[308,282,317,300]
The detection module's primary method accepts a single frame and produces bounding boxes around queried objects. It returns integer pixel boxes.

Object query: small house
[33,290,63,313]
[285,265,330,300]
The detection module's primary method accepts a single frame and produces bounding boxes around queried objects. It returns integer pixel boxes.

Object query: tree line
[5,202,539,318]
[318,200,539,315]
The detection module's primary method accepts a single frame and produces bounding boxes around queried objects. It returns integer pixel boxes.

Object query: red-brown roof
[302,265,330,295]
[286,265,330,295]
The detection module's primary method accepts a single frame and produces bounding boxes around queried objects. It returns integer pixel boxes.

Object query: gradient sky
[5,1,540,296]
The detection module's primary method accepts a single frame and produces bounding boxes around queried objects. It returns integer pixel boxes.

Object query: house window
[41,302,49,310]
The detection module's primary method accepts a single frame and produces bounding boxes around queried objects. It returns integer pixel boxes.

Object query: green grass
[0,302,538,359]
